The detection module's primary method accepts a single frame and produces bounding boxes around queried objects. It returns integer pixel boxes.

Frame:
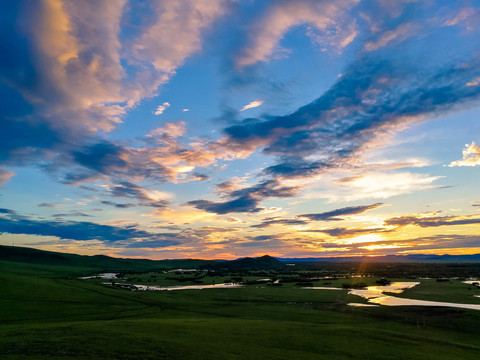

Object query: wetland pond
[304,282,480,310]
[84,274,480,309]
[347,282,480,310]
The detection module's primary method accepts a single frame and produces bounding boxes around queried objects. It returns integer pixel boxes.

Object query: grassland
[1,256,480,360]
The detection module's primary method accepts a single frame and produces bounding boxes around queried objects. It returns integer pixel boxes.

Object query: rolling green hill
[0,245,287,272]
[1,245,480,359]
[0,245,212,273]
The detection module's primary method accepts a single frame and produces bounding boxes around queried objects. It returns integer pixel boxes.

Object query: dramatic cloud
[235,0,359,67]
[395,234,480,253]
[0,115,61,167]
[106,181,170,208]
[42,121,244,188]
[188,179,301,214]
[303,234,480,255]
[2,1,480,258]
[0,209,178,245]
[71,142,130,177]
[447,141,480,167]
[385,214,480,228]
[299,203,383,221]
[223,15,480,190]
[263,160,330,179]
[46,120,237,187]
[133,0,228,73]
[317,172,443,202]
[50,140,173,185]
[228,179,300,199]
[16,0,129,133]
[187,197,261,215]
[225,52,480,180]
[0,0,228,169]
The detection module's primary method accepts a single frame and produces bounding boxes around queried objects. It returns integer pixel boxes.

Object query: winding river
[348,282,480,310]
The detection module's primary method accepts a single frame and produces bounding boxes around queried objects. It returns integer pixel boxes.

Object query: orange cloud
[235,0,359,67]
[447,141,480,167]
[134,0,228,73]
[240,100,264,111]
[0,169,15,185]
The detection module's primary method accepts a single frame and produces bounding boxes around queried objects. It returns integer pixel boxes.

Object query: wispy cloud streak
[299,203,384,221]
[385,214,480,228]
[0,208,178,245]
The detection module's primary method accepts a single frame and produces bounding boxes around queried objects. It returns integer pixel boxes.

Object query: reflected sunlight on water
[132,283,243,291]
[348,282,480,310]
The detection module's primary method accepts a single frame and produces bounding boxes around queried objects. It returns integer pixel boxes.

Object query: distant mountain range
[1,245,479,273]
[279,254,480,263]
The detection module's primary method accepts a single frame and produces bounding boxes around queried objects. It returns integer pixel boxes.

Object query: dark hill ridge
[0,245,212,271]
[1,245,479,273]
[0,245,286,271]
[203,255,286,270]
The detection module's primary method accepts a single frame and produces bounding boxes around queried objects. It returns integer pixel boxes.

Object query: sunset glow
[1,0,479,259]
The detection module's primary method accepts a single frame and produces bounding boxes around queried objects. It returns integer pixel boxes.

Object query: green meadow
[1,256,480,360]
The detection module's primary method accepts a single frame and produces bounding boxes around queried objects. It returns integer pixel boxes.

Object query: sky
[1,0,480,260]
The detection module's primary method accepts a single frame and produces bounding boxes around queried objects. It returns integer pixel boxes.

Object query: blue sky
[1,0,480,259]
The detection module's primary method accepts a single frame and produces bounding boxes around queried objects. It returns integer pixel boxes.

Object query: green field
[1,257,480,360]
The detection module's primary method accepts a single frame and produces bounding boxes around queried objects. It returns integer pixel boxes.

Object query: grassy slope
[395,279,480,304]
[0,245,212,272]
[1,261,480,359]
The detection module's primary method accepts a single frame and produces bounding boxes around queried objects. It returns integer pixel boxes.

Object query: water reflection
[349,282,419,299]
[370,295,480,310]
[349,282,480,310]
[131,283,243,291]
[80,272,118,279]
[348,303,379,307]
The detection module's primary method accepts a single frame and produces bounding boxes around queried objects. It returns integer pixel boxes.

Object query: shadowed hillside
[203,255,286,270]
[0,245,285,272]
[0,245,212,272]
